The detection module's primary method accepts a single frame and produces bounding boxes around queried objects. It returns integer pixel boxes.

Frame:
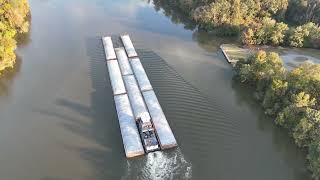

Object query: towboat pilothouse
[136,113,160,153]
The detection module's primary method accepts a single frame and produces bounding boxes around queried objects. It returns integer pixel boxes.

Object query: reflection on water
[0,56,22,97]
[152,0,196,31]
[192,30,239,52]
[152,0,238,52]
[123,149,192,180]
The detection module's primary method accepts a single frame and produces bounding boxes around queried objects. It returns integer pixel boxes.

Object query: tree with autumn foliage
[0,0,30,75]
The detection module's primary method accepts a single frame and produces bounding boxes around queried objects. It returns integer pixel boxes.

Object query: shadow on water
[60,36,127,179]
[0,56,22,97]
[231,79,312,179]
[37,36,127,179]
[16,14,32,48]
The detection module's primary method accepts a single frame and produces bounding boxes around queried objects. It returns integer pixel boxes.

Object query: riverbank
[0,0,30,76]
[233,49,320,179]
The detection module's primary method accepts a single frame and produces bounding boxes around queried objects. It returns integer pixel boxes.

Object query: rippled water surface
[0,0,312,179]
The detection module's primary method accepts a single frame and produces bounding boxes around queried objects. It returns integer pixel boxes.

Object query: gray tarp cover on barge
[130,58,153,92]
[121,35,138,58]
[115,47,133,76]
[102,36,116,60]
[123,75,151,121]
[143,90,177,149]
[114,94,144,158]
[107,60,126,95]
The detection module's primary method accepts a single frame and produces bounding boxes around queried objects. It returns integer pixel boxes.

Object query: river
[0,0,312,179]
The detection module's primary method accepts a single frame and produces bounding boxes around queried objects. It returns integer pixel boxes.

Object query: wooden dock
[220,44,251,64]
[102,35,177,158]
[220,44,239,64]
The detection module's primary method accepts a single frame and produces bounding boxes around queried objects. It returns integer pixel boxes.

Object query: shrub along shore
[0,0,30,75]
[235,50,320,179]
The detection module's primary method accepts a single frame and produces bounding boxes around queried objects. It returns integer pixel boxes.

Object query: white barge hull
[130,58,153,92]
[102,36,116,60]
[123,75,151,121]
[106,60,126,95]
[115,47,133,76]
[143,90,177,149]
[121,35,138,58]
[114,94,145,158]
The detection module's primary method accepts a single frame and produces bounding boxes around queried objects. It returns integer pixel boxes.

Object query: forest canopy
[0,0,30,75]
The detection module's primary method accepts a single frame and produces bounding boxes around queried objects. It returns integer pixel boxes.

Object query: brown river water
[0,0,312,179]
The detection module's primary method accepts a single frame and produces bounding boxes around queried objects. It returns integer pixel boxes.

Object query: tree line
[156,0,320,48]
[0,0,30,75]
[235,50,320,179]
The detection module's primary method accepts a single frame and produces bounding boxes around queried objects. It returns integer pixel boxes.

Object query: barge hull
[114,94,145,158]
[106,60,126,95]
[143,90,177,149]
[130,58,153,92]
[121,35,138,58]
[102,36,116,60]
[123,75,151,121]
[115,47,133,76]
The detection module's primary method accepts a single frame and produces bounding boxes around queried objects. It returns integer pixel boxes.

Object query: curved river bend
[0,0,311,179]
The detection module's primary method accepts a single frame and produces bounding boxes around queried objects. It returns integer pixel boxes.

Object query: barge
[102,35,177,158]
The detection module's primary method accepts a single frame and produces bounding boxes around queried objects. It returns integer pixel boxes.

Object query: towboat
[136,113,160,153]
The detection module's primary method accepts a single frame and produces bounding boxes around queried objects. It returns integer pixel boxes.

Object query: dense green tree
[287,0,320,24]
[293,108,320,147]
[241,18,289,46]
[275,92,315,131]
[289,22,320,48]
[288,62,320,102]
[192,0,288,29]
[241,28,256,45]
[308,138,320,179]
[262,79,288,115]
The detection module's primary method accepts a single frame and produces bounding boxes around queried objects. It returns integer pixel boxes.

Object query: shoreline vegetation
[0,0,30,75]
[234,50,320,179]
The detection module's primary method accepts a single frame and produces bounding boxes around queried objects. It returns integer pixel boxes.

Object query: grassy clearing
[221,44,320,70]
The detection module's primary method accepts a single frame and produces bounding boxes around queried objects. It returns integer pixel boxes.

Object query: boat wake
[122,148,192,180]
